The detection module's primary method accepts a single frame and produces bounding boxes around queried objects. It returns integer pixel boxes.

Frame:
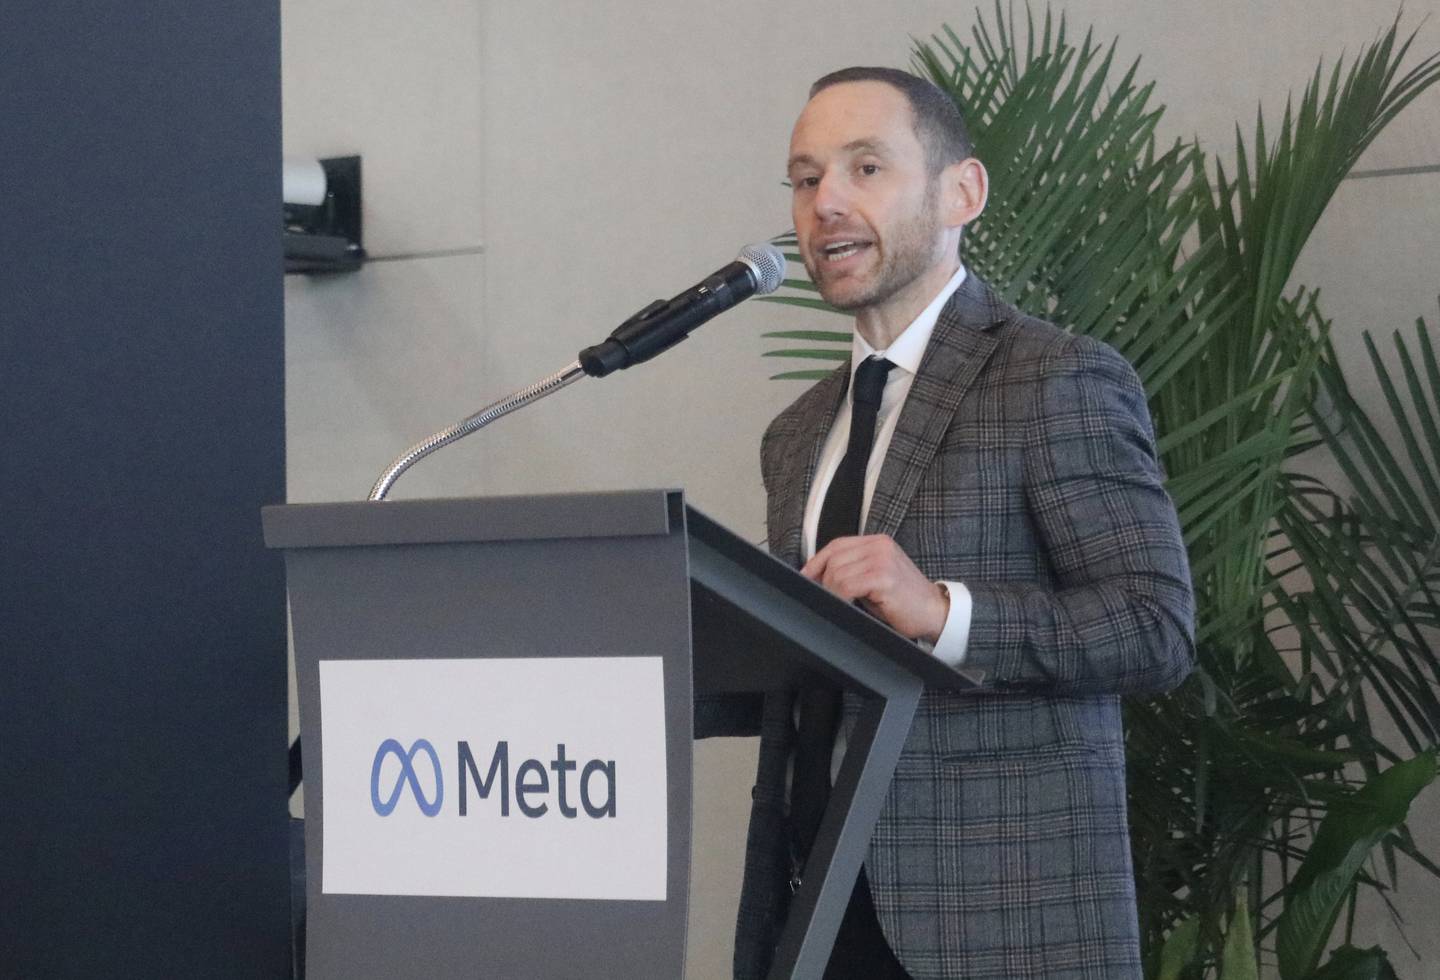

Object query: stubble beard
[805,184,944,314]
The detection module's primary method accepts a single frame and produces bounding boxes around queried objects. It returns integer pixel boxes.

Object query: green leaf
[1156,914,1200,980]
[1275,752,1439,979]
[760,330,852,343]
[1305,945,1399,980]
[1219,889,1259,980]
[769,370,834,381]
[761,349,848,361]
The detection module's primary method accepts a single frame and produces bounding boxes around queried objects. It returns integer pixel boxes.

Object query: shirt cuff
[929,581,973,666]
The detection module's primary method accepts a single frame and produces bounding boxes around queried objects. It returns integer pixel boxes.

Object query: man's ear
[941,157,988,230]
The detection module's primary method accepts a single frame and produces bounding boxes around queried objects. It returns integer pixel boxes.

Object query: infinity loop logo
[371,738,444,817]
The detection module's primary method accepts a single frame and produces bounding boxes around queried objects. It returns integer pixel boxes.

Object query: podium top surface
[262,490,681,549]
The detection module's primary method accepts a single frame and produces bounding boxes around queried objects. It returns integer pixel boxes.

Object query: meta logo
[371,739,444,816]
[370,739,617,819]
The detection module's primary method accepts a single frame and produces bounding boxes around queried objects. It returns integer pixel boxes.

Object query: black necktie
[791,356,895,867]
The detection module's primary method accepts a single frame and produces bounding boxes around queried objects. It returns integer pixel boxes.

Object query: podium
[264,490,977,979]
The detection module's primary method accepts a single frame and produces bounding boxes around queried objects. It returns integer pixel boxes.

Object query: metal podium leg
[767,681,922,980]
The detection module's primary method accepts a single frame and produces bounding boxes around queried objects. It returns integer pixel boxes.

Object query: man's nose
[812,172,849,219]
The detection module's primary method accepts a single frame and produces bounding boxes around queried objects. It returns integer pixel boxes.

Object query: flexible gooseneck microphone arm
[367,243,786,501]
[367,360,587,501]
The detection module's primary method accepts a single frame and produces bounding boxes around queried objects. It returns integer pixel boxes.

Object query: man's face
[787,81,947,314]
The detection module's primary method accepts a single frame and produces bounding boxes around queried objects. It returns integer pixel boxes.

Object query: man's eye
[796,176,820,189]
[859,164,880,176]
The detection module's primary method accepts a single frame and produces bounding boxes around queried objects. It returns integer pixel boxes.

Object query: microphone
[578,243,787,378]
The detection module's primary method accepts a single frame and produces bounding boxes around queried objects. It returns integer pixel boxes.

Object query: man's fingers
[799,549,827,580]
[819,554,891,603]
[798,541,834,578]
[818,546,875,582]
[801,535,867,578]
[804,536,900,593]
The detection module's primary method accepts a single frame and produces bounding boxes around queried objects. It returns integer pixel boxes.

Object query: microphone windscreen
[739,243,787,295]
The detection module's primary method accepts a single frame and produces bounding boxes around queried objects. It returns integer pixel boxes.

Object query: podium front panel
[272,493,693,979]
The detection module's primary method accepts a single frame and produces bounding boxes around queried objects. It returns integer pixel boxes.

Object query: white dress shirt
[801,263,974,666]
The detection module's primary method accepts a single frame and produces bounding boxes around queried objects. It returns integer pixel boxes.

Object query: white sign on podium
[319,657,668,901]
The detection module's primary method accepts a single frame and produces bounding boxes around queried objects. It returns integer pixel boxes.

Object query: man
[734,67,1195,979]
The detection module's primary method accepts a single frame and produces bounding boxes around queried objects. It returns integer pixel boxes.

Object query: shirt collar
[850,263,967,388]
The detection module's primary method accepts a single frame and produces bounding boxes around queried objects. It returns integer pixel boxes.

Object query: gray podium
[264,489,976,979]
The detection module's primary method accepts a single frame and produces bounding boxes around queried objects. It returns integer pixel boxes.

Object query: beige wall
[282,2,1440,976]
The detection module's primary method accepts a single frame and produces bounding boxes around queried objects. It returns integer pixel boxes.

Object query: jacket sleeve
[962,334,1195,696]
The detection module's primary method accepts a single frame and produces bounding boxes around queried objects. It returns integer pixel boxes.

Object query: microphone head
[737,242,787,295]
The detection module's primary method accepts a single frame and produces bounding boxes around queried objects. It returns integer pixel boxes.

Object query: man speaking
[734,67,1195,979]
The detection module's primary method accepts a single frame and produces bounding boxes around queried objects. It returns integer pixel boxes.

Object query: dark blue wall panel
[0,2,289,975]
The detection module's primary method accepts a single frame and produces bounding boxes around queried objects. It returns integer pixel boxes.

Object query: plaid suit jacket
[733,273,1195,979]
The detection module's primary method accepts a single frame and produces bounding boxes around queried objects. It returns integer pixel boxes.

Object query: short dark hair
[809,66,974,175]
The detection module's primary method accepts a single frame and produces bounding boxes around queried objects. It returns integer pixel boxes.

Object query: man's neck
[853,257,962,350]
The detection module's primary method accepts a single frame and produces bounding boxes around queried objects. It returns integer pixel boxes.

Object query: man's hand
[801,534,950,643]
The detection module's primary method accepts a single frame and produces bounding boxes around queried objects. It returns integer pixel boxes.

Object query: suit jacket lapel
[772,365,848,568]
[865,274,1008,539]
